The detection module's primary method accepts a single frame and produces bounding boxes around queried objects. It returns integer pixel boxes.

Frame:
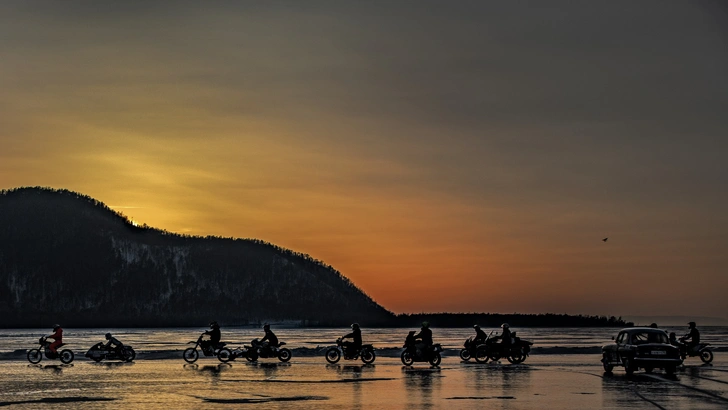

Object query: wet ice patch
[0,397,116,407]
[199,396,328,404]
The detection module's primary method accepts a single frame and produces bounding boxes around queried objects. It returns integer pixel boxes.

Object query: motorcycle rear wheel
[124,348,136,362]
[474,348,489,364]
[60,349,74,364]
[183,348,199,364]
[325,348,341,364]
[429,352,442,367]
[700,349,714,364]
[401,351,414,366]
[361,349,376,364]
[27,349,42,364]
[459,349,471,362]
[278,348,292,362]
[507,349,525,364]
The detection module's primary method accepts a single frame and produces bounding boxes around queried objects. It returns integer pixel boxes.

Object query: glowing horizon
[1,2,727,319]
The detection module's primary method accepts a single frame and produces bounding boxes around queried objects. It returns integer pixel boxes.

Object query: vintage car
[602,328,682,375]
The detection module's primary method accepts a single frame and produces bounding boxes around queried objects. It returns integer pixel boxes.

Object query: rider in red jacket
[48,324,63,354]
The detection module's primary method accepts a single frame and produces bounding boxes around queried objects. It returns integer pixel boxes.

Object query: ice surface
[0,355,726,409]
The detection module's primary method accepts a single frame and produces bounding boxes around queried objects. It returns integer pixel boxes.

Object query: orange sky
[1,2,727,318]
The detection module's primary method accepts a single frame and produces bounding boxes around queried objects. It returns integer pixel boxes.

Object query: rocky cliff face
[0,187,393,327]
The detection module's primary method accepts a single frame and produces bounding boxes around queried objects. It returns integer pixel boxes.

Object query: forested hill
[0,187,394,327]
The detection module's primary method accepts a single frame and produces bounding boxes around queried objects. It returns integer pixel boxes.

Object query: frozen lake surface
[0,355,726,409]
[1,328,727,408]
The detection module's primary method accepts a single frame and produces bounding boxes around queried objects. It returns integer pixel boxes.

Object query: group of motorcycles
[459,331,534,364]
[183,335,293,364]
[24,328,532,367]
[27,327,711,368]
[26,336,136,365]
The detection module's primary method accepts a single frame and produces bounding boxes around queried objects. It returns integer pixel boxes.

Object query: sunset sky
[1,1,727,318]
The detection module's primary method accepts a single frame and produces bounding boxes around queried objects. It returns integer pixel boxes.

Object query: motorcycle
[233,338,292,362]
[460,333,490,362]
[85,342,136,362]
[325,337,376,364]
[27,337,74,364]
[183,334,233,364]
[677,337,713,364]
[475,331,533,364]
[400,331,443,366]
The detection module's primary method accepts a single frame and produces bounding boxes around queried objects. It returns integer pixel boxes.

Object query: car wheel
[624,358,635,375]
[602,354,613,373]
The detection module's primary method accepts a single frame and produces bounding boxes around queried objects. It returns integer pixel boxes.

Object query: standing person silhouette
[47,324,63,355]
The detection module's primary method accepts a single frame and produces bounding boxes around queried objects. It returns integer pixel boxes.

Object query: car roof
[620,327,667,333]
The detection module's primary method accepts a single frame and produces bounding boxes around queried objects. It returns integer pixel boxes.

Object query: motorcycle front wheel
[361,349,376,364]
[217,348,232,363]
[183,348,199,364]
[459,349,471,362]
[325,348,341,364]
[429,352,442,367]
[700,349,714,364]
[27,349,42,364]
[401,351,414,366]
[278,348,292,362]
[602,354,614,373]
[60,349,74,364]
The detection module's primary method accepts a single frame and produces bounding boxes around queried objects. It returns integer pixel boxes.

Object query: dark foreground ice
[0,354,726,409]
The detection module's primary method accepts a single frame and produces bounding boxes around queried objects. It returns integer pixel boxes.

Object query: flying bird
[602,237,608,242]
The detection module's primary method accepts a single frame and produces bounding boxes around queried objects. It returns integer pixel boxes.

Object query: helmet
[210,321,219,329]
[649,323,658,328]
[501,323,510,329]
[473,325,480,330]
[688,321,696,328]
[263,323,270,330]
[52,324,61,331]
[105,333,112,340]
[351,323,360,330]
[421,321,430,329]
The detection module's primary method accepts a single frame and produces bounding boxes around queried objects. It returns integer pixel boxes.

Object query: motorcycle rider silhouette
[260,323,279,348]
[498,323,513,346]
[341,323,362,356]
[682,322,700,352]
[473,325,487,344]
[104,333,124,356]
[201,321,221,350]
[47,324,63,355]
[413,321,433,356]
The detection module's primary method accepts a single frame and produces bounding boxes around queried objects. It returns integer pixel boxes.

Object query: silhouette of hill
[0,187,394,327]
